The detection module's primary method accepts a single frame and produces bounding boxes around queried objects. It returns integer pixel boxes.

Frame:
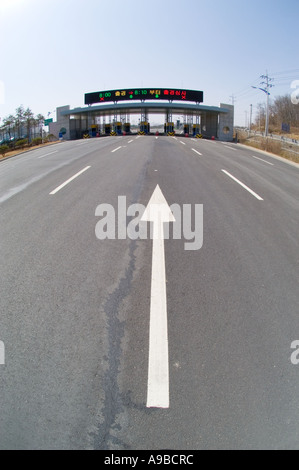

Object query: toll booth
[140,121,150,134]
[193,124,201,136]
[165,122,175,135]
[105,124,111,135]
[184,124,190,135]
[91,124,99,137]
[113,122,122,135]
[123,123,131,134]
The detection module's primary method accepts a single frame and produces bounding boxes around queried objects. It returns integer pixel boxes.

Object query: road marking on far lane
[192,148,202,156]
[221,170,264,201]
[252,155,274,165]
[128,140,134,143]
[38,150,58,159]
[179,141,186,145]
[49,166,91,195]
[224,145,237,151]
[111,146,122,153]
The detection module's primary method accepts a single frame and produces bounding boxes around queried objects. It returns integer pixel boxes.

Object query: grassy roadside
[0,140,59,162]
[236,131,299,164]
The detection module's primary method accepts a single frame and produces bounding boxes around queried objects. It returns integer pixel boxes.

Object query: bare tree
[255,103,266,131]
[255,95,299,131]
[271,95,299,127]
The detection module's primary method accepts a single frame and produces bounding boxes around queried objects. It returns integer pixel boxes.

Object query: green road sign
[44,118,53,126]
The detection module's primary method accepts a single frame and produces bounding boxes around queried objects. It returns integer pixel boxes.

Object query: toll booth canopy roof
[62,102,229,117]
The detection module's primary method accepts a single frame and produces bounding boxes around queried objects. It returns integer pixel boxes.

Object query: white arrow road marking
[141,185,175,408]
[0,340,4,365]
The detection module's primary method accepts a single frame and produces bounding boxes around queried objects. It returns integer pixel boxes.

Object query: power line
[271,68,299,76]
[234,69,299,101]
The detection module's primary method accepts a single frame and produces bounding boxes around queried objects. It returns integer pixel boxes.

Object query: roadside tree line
[0,105,46,146]
[254,94,299,132]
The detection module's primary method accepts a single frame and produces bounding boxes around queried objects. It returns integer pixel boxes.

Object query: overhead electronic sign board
[85,88,204,105]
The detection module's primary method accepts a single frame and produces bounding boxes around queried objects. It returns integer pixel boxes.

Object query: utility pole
[230,94,236,106]
[251,71,274,137]
[249,104,252,133]
[260,71,274,137]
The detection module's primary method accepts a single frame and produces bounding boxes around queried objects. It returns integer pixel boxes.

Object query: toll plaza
[49,88,234,141]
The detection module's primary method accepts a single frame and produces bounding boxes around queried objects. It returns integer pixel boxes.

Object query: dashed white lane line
[224,145,237,151]
[49,166,91,195]
[38,150,58,159]
[221,169,264,201]
[252,155,274,165]
[128,140,134,143]
[192,148,202,156]
[179,141,186,145]
[111,146,122,153]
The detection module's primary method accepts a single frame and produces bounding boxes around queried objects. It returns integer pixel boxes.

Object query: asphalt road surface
[0,135,298,450]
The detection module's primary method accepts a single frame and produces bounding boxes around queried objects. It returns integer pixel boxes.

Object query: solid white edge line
[111,146,122,153]
[49,166,91,195]
[192,148,202,156]
[221,170,264,201]
[252,155,274,165]
[38,150,58,159]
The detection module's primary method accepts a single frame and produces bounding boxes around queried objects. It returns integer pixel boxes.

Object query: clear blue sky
[0,0,298,126]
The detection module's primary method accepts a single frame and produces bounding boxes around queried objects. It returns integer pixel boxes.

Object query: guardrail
[237,129,299,146]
